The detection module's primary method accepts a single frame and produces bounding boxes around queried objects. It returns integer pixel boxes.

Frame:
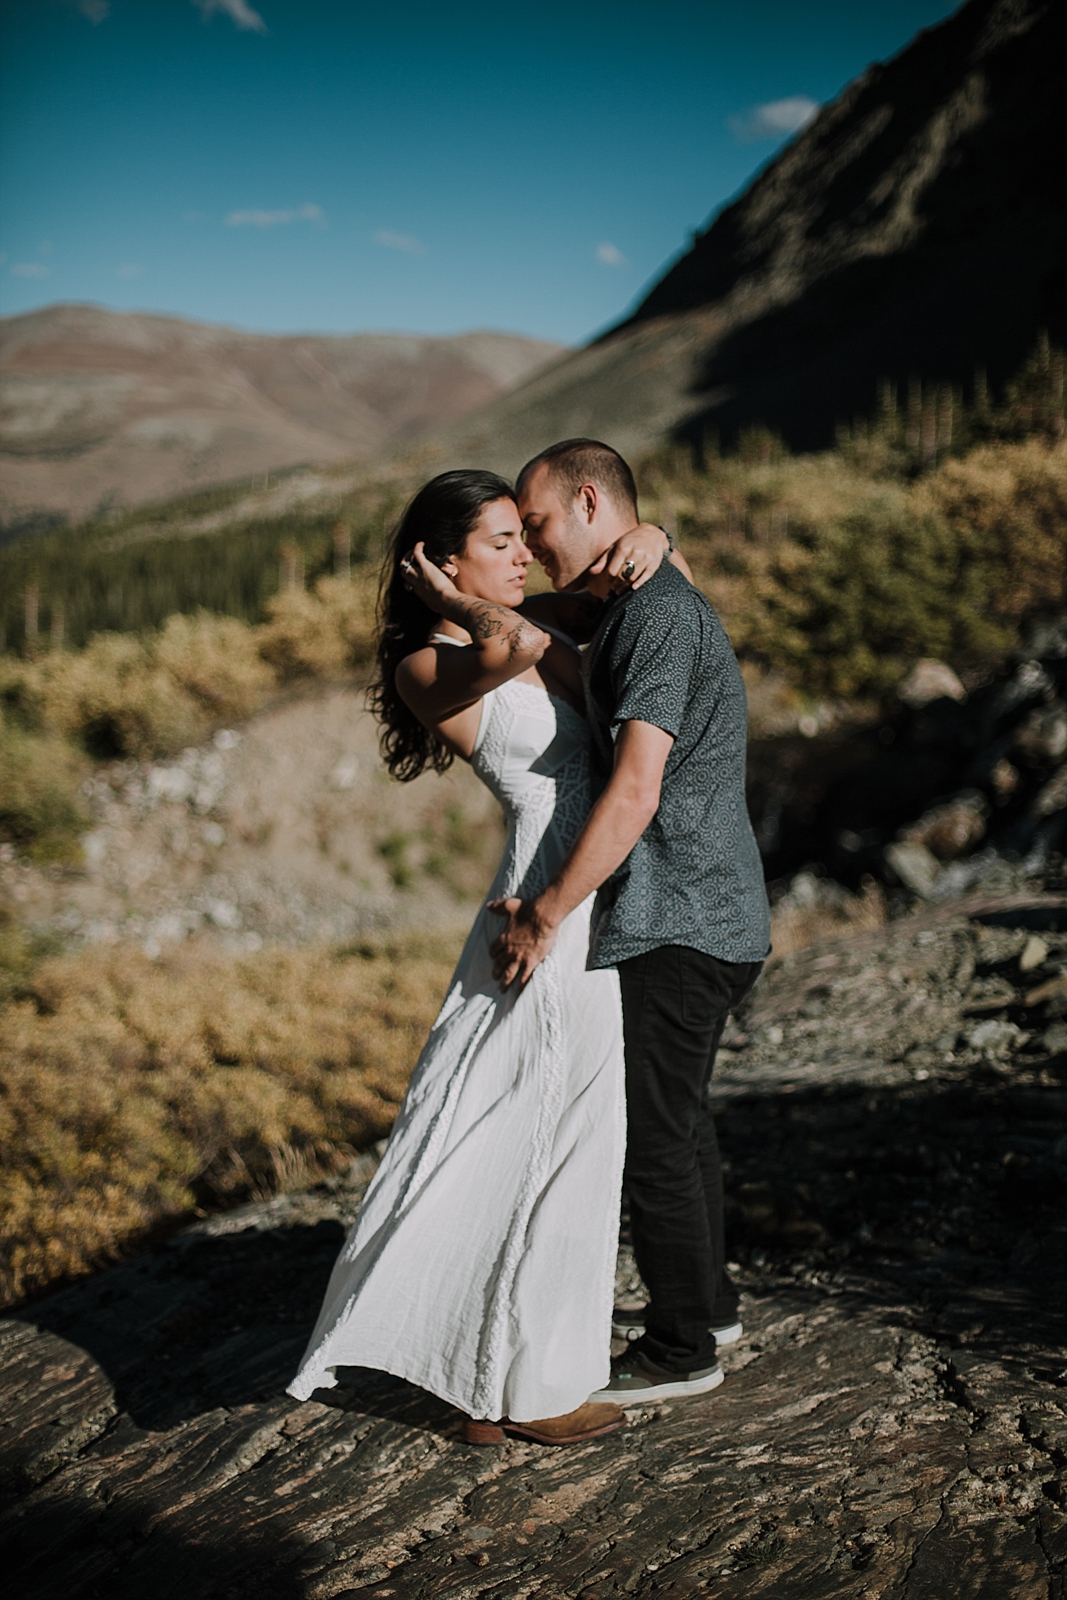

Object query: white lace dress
[287,665,625,1422]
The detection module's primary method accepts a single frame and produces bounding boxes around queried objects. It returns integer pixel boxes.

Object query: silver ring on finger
[621,558,636,581]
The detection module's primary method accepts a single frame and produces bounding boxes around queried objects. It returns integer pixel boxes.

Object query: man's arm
[489,719,674,988]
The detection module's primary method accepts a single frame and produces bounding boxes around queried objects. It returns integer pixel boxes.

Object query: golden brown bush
[768,879,887,961]
[917,439,1067,625]
[30,631,204,759]
[257,573,378,680]
[0,931,461,1305]
[653,438,1067,698]
[0,579,382,857]
[4,577,379,771]
[153,610,274,721]
[0,725,88,863]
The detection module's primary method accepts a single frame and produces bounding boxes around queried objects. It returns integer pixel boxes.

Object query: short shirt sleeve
[606,589,694,739]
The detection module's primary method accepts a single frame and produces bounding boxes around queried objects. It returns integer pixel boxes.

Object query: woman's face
[445,498,532,607]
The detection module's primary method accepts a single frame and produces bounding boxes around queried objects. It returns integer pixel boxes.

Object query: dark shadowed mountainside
[429,0,1065,473]
[0,305,563,526]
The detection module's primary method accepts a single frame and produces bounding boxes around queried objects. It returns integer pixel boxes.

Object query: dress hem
[286,1354,608,1424]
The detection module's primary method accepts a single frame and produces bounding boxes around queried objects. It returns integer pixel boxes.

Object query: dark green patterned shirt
[583,561,770,969]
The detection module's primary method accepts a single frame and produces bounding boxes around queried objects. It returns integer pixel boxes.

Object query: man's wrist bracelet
[659,525,675,554]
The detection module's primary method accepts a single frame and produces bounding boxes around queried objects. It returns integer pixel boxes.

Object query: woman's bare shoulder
[395,642,447,692]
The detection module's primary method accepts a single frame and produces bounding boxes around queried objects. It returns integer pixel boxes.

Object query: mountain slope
[0,305,562,525]
[428,0,1065,472]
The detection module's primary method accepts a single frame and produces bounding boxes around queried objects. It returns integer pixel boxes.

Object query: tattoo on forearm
[454,597,536,654]
[467,603,505,641]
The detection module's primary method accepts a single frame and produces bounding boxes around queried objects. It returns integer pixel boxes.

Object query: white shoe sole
[611,1319,744,1347]
[711,1320,744,1346]
[588,1365,725,1404]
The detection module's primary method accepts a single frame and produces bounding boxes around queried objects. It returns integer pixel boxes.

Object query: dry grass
[916,438,1067,624]
[0,883,887,1310]
[0,930,462,1307]
[768,877,887,962]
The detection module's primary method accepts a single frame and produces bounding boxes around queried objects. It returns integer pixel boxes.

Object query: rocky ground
[749,623,1067,907]
[3,888,1066,1598]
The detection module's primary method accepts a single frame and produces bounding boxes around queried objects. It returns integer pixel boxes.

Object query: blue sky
[0,0,961,344]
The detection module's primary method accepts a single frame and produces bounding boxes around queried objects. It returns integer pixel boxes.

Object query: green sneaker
[589,1346,724,1403]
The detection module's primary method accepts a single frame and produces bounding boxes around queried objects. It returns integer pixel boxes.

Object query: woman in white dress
[288,470,667,1445]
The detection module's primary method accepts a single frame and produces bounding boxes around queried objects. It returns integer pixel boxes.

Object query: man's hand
[588,523,670,593]
[489,721,672,990]
[488,896,559,989]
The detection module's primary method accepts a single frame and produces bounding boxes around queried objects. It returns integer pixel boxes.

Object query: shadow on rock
[14,1216,348,1433]
[6,1492,312,1600]
[718,1066,1067,1362]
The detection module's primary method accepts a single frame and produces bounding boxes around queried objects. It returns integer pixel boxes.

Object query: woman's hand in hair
[589,523,674,593]
[399,542,460,613]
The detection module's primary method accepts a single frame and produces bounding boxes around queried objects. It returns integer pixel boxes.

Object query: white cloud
[729,96,819,143]
[66,0,110,21]
[373,229,426,256]
[194,0,267,32]
[596,242,628,268]
[11,262,51,279]
[117,263,143,279]
[225,203,324,227]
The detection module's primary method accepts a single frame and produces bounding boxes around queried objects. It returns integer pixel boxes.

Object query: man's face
[517,463,593,592]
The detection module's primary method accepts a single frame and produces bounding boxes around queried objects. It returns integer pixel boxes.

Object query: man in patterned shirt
[492,437,771,1404]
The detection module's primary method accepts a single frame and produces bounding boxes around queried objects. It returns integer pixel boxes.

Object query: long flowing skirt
[287,890,625,1422]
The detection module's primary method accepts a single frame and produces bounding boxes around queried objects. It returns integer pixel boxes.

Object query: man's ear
[577,483,598,525]
[441,557,460,577]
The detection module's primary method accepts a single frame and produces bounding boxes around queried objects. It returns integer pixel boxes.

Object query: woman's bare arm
[395,544,547,725]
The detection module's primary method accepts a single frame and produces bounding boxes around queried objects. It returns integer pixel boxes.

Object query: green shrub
[742,500,1006,697]
[31,631,204,759]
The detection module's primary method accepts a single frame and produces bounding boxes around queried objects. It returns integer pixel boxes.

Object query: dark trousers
[617,945,763,1373]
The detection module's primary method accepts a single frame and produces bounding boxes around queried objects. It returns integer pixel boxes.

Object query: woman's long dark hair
[369,469,517,781]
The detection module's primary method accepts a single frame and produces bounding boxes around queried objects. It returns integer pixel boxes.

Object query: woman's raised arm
[394,542,547,724]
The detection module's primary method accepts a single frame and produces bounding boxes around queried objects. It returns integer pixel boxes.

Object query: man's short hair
[517,438,638,515]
